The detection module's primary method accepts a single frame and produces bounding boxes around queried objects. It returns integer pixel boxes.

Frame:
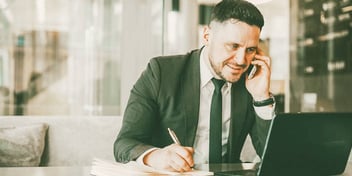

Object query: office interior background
[0,0,351,116]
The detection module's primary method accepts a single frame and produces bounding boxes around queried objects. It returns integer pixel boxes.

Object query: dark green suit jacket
[114,48,272,163]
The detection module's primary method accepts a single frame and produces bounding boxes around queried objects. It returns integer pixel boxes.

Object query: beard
[209,57,245,83]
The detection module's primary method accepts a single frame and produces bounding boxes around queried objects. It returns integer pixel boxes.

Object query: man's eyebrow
[226,42,258,49]
[226,41,241,45]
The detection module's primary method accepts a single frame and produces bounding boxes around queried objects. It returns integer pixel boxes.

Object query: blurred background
[0,0,351,116]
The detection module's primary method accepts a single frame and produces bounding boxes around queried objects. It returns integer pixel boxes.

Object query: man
[114,0,275,172]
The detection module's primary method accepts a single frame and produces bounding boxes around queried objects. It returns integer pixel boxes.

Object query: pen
[167,128,181,145]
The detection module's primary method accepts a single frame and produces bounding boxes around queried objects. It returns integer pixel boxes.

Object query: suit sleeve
[249,110,273,157]
[113,58,161,163]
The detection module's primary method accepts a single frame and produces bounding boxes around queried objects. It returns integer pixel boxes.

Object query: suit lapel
[181,49,201,146]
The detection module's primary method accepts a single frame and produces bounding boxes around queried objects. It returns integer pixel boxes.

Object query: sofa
[0,116,122,166]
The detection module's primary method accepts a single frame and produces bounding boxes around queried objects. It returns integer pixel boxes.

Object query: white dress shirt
[193,47,275,164]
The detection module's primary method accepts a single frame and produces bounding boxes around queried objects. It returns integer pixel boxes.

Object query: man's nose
[233,48,246,65]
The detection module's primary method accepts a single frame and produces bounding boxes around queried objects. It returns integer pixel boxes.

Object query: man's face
[204,20,261,83]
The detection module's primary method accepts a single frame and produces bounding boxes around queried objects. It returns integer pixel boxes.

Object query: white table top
[0,162,351,176]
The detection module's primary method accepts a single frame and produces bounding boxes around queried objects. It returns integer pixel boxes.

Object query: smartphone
[248,64,257,80]
[248,49,259,80]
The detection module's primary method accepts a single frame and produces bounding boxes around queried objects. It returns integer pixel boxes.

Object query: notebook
[215,112,352,176]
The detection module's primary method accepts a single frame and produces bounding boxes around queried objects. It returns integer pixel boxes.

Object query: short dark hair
[210,0,264,30]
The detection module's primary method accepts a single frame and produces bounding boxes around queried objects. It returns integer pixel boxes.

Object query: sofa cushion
[0,123,48,167]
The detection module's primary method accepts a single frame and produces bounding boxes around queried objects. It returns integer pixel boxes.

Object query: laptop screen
[258,112,352,176]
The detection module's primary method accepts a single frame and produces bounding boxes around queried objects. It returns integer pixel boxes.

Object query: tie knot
[212,78,226,91]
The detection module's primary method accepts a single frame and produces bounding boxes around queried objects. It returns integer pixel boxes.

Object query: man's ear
[203,26,211,45]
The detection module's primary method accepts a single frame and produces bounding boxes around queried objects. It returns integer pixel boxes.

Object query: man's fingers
[184,147,195,167]
[144,144,194,172]
[168,152,192,172]
[251,59,270,74]
[173,146,194,168]
[170,146,193,170]
[255,48,271,67]
[254,54,271,68]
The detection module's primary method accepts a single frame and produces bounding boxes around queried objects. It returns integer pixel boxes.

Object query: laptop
[215,112,352,176]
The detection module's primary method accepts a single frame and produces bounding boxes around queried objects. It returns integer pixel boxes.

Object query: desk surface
[0,162,351,176]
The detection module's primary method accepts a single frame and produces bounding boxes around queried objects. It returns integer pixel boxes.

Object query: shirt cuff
[136,147,159,166]
[254,103,276,120]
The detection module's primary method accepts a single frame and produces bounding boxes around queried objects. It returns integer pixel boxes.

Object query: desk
[197,162,352,176]
[0,162,351,176]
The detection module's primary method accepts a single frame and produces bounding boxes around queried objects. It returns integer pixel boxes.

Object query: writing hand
[143,144,194,172]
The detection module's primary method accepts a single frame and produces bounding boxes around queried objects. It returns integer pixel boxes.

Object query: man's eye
[246,48,257,54]
[232,44,240,49]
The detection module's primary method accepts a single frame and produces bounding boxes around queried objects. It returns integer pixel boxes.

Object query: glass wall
[0,0,164,115]
[290,0,352,112]
[1,0,351,116]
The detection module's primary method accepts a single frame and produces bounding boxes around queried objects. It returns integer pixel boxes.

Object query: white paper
[90,158,213,176]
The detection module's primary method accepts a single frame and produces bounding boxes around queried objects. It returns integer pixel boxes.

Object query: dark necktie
[209,78,225,163]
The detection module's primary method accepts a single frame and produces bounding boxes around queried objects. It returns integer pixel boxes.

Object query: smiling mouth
[226,64,243,71]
